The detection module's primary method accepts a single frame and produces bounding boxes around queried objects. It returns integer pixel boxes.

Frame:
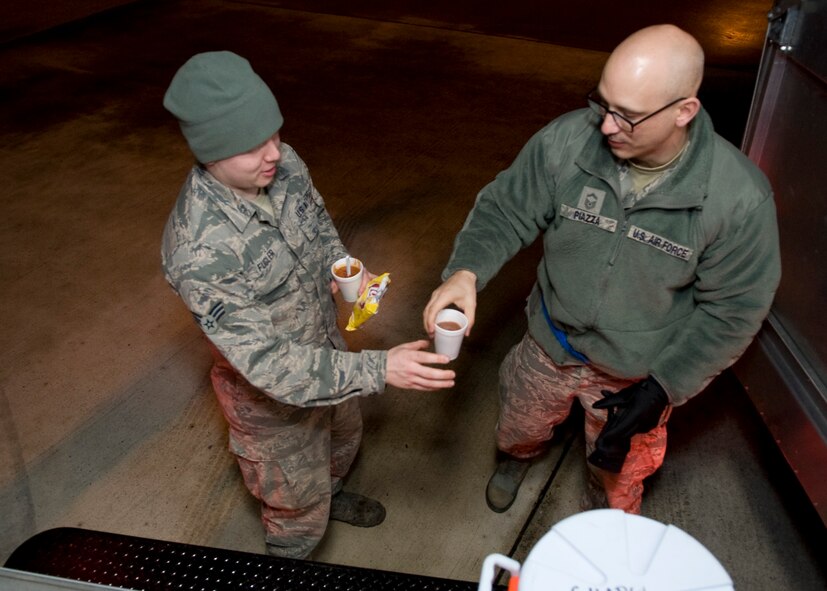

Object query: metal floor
[2,0,825,588]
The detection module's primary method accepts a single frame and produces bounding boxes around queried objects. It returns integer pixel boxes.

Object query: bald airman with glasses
[424,25,780,514]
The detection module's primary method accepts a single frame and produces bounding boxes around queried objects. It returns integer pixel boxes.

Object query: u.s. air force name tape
[627,225,693,261]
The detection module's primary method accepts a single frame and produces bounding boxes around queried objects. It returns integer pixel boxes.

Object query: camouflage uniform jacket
[161,143,387,407]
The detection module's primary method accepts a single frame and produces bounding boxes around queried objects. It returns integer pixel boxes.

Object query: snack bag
[346,273,391,331]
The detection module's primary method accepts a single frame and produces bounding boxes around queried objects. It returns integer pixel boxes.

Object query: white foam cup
[434,308,468,360]
[331,257,364,302]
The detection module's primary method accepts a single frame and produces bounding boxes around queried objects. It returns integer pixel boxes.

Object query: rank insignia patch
[577,186,606,213]
[194,301,226,334]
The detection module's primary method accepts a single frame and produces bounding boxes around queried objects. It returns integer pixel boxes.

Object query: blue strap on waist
[540,296,589,364]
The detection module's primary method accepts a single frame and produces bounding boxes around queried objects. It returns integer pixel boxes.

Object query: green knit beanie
[163,51,283,163]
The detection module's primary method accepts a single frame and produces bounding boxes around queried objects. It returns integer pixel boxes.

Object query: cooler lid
[518,509,733,590]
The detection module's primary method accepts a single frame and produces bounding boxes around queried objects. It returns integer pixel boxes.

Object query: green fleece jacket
[444,107,780,405]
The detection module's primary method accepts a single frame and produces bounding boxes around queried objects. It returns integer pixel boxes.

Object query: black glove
[587,376,669,473]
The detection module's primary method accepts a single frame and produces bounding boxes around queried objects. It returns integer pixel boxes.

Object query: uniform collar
[193,167,264,232]
[576,107,715,209]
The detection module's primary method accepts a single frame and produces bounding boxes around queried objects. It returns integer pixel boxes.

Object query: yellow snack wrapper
[346,273,391,331]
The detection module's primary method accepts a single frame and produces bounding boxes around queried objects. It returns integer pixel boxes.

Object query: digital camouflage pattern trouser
[209,350,362,558]
[497,333,671,514]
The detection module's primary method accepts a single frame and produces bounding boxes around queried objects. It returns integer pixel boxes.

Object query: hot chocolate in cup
[331,256,363,302]
[434,308,468,360]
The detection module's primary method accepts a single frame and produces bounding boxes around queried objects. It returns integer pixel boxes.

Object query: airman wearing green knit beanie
[163,51,283,163]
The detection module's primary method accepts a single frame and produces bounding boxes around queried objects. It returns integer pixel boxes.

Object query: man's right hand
[386,340,456,391]
[422,270,478,337]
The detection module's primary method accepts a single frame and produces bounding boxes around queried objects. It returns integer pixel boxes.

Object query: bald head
[601,25,705,105]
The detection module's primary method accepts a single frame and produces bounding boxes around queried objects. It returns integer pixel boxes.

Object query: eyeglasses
[587,89,686,133]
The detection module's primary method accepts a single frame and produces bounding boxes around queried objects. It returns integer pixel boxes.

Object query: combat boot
[486,456,531,512]
[579,472,609,511]
[330,490,386,527]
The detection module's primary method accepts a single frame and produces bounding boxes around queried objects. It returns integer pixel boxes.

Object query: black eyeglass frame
[586,89,687,132]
